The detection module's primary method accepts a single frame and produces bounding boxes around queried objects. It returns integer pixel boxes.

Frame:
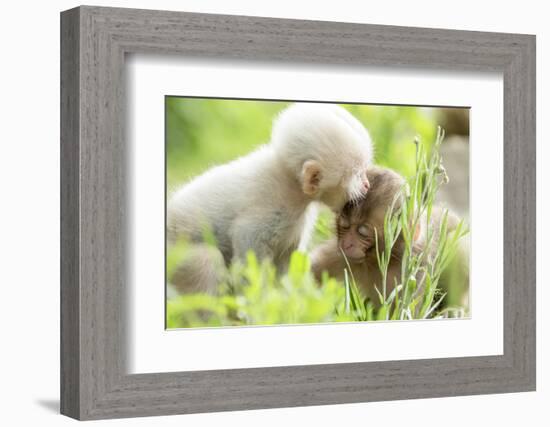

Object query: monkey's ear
[301,160,323,196]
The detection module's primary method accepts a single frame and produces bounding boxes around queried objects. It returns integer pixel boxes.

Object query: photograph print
[165,98,470,329]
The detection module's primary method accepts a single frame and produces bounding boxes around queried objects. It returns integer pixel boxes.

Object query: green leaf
[377,304,389,321]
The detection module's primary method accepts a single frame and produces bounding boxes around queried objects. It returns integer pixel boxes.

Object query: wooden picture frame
[60,5,536,420]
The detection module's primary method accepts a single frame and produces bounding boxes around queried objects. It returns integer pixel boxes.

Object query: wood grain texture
[60,7,80,419]
[60,5,536,420]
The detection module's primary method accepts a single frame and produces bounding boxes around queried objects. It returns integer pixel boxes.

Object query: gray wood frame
[60,5,536,420]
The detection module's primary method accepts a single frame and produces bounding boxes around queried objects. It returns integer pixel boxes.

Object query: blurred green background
[166,98,464,191]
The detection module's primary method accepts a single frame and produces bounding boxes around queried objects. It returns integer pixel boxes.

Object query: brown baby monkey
[311,166,468,311]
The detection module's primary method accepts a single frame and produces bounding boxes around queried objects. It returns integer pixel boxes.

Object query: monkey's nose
[363,178,370,191]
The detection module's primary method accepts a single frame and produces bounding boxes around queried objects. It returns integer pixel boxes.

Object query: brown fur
[312,166,408,303]
[311,166,467,310]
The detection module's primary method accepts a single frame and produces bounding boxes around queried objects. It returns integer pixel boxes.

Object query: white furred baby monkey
[167,103,373,293]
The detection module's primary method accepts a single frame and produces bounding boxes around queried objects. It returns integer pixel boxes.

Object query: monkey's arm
[310,239,347,282]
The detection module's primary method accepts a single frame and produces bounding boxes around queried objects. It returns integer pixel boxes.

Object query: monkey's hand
[310,238,344,283]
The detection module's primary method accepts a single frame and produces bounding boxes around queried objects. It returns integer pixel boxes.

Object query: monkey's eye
[357,225,370,238]
[338,217,350,229]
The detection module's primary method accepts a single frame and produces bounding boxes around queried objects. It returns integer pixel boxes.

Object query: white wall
[0,0,546,425]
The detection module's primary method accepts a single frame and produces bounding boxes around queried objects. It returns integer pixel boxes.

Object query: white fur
[272,103,373,200]
[167,103,373,269]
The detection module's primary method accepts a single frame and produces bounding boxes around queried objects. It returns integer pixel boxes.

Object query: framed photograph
[164,97,472,330]
[60,5,536,420]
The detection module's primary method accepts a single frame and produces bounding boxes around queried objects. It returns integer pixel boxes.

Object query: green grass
[166,129,469,329]
[167,251,356,328]
[343,128,469,321]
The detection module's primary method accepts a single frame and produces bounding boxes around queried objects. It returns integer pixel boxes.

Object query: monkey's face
[315,166,371,211]
[344,166,371,205]
[300,154,371,213]
[336,205,387,263]
[335,166,408,264]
